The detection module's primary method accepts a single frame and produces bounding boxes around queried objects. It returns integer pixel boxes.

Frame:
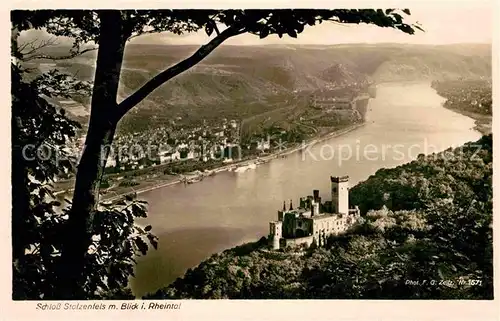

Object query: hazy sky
[18,3,493,46]
[130,5,493,45]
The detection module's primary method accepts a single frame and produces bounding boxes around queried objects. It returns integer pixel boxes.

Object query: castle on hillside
[269,176,360,250]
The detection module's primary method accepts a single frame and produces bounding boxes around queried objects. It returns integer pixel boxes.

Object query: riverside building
[269,176,360,250]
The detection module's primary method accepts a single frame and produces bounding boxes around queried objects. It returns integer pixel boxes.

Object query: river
[129,81,482,297]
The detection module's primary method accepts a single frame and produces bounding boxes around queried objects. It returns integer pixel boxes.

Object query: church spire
[289,199,293,211]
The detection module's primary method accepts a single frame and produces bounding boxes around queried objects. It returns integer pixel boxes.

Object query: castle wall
[269,221,282,250]
[283,235,314,249]
[275,213,357,250]
[282,213,313,238]
[311,214,352,245]
[282,213,296,238]
[295,218,313,238]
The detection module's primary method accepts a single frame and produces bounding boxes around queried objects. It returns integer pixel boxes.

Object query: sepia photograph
[9,3,495,307]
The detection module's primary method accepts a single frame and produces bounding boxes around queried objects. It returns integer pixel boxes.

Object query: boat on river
[186,177,203,184]
[234,162,257,173]
[255,158,268,165]
[203,169,215,176]
[182,170,205,184]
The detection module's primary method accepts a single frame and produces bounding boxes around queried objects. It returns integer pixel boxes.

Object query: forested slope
[146,135,493,299]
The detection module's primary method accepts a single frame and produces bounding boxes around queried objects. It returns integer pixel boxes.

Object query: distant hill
[21,43,491,133]
[318,63,367,85]
[371,45,491,82]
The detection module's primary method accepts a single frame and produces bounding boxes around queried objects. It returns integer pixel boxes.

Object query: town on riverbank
[55,76,493,203]
[100,122,367,202]
[54,85,374,201]
[431,79,492,135]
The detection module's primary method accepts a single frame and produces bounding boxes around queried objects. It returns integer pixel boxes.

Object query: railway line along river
[129,81,482,297]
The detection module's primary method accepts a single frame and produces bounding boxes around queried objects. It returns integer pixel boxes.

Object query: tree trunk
[55,11,127,299]
[11,121,29,264]
[11,30,26,266]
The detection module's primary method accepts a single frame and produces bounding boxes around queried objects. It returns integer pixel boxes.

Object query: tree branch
[213,24,221,36]
[18,38,42,53]
[114,25,245,122]
[21,47,98,62]
[128,30,159,41]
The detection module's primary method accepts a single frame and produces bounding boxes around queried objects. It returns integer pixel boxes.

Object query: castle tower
[331,176,349,214]
[269,221,282,250]
[311,201,320,216]
[311,189,320,216]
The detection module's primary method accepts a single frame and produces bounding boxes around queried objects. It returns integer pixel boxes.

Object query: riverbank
[102,122,366,202]
[441,106,492,135]
[429,78,492,136]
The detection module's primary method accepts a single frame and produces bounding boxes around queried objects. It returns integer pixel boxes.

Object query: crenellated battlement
[269,175,359,250]
[330,175,349,183]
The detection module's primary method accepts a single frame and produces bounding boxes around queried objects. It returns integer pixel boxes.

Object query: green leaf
[205,23,213,36]
[402,9,411,15]
[438,267,444,279]
[306,18,316,26]
[287,29,297,38]
[134,237,149,255]
[147,234,158,250]
[259,27,269,39]
[393,13,403,23]
[131,203,147,218]
[144,225,152,232]
[414,25,425,32]
[115,200,126,206]
[125,193,135,201]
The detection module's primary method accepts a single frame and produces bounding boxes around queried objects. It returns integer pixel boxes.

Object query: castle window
[333,187,337,193]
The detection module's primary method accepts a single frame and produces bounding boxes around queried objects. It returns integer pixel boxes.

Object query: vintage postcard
[3,0,499,320]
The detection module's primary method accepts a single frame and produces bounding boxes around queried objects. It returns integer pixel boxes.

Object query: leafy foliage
[432,79,492,115]
[12,9,421,43]
[350,135,492,215]
[12,62,80,299]
[34,69,93,99]
[11,62,158,299]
